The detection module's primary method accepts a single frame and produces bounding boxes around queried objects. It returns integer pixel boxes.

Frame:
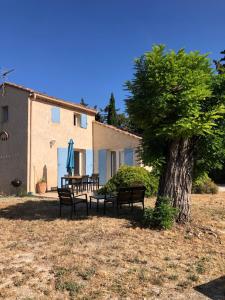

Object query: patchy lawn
[0,193,224,299]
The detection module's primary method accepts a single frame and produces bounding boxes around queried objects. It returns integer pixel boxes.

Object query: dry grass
[0,193,225,299]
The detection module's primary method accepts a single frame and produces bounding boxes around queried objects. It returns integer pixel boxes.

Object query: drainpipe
[28,93,36,193]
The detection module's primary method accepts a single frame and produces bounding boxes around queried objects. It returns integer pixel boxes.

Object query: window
[74,114,81,127]
[2,106,8,123]
[74,114,77,126]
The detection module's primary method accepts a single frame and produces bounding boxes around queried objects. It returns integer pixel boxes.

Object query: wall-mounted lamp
[50,139,56,148]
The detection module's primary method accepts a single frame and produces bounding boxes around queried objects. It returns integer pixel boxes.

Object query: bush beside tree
[143,197,178,230]
[98,165,158,197]
[192,173,218,194]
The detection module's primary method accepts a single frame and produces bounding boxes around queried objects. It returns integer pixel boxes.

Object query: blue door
[57,148,68,187]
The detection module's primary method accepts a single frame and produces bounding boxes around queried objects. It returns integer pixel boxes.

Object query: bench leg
[103,201,106,214]
[71,205,73,219]
[97,199,99,211]
[86,201,89,216]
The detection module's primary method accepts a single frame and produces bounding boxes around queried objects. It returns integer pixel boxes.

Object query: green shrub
[192,173,218,194]
[98,165,158,197]
[143,197,178,230]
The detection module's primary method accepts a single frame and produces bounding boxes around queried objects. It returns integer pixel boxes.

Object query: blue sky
[0,0,225,111]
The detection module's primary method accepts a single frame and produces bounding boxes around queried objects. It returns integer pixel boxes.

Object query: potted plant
[36,178,47,194]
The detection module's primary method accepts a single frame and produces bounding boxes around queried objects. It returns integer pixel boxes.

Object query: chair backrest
[57,188,73,205]
[82,175,89,183]
[131,186,146,203]
[91,173,99,181]
[91,173,99,178]
[117,187,133,204]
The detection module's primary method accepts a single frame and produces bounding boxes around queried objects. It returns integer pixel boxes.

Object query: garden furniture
[57,188,88,218]
[103,186,146,214]
[89,173,100,191]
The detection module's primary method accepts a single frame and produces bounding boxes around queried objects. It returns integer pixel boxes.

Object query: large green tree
[126,45,225,223]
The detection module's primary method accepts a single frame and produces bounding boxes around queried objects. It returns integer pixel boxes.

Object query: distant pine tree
[80,98,89,107]
[107,93,117,126]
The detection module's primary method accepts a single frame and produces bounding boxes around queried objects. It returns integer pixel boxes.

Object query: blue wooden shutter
[98,149,107,185]
[124,148,134,166]
[57,148,68,187]
[86,149,93,176]
[51,107,60,123]
[81,114,87,128]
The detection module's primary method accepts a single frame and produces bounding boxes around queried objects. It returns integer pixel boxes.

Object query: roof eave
[33,93,97,115]
[94,121,142,140]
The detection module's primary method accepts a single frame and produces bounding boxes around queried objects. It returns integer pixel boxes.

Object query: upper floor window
[2,106,8,123]
[51,107,60,123]
[74,113,81,127]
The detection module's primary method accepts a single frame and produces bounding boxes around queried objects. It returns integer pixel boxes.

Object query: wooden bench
[104,186,146,214]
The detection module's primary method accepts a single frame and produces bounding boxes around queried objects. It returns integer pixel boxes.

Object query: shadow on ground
[194,276,225,300]
[0,198,145,225]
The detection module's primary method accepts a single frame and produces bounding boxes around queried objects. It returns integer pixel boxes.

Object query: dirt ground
[0,193,224,300]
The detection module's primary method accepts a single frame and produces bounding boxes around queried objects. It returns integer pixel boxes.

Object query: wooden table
[61,176,83,191]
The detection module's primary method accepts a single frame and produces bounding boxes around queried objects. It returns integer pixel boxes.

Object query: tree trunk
[157,138,194,223]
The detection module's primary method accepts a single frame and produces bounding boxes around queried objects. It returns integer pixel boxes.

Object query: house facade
[0,82,141,194]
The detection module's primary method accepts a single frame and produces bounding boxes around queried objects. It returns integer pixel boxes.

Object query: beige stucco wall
[93,122,141,181]
[29,98,95,192]
[0,86,29,194]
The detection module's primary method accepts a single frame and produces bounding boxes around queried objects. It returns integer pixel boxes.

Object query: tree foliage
[213,50,225,74]
[126,45,225,174]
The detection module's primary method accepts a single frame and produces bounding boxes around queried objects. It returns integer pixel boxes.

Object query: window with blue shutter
[80,114,87,128]
[98,149,107,185]
[57,148,67,187]
[86,149,93,176]
[51,107,60,123]
[124,148,134,166]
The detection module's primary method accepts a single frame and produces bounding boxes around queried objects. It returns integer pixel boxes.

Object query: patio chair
[57,188,88,218]
[130,186,146,211]
[81,175,89,191]
[71,178,82,194]
[89,173,99,191]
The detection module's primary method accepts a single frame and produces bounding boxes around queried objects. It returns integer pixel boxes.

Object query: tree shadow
[194,276,225,300]
[0,198,144,225]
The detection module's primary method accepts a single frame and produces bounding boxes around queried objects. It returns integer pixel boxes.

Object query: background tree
[213,50,225,74]
[107,93,118,126]
[126,45,225,223]
[80,98,89,107]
